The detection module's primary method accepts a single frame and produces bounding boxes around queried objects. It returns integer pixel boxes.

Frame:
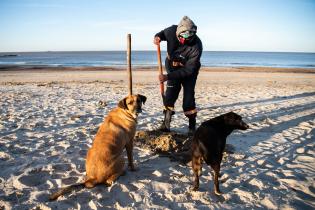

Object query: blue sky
[0,0,314,52]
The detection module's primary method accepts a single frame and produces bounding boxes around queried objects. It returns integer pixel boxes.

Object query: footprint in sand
[127,183,139,192]
[108,184,134,207]
[18,170,50,187]
[75,130,88,140]
[61,176,79,185]
[172,187,183,195]
[52,163,73,172]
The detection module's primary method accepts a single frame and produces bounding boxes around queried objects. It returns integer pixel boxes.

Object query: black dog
[191,112,249,195]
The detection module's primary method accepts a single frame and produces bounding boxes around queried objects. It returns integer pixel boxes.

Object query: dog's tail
[49,182,85,201]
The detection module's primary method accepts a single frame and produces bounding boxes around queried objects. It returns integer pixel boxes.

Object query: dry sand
[0,67,314,209]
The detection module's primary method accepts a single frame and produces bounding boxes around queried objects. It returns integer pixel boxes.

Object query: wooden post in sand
[127,34,132,95]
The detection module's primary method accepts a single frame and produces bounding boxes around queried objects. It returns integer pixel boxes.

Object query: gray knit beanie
[176,16,197,38]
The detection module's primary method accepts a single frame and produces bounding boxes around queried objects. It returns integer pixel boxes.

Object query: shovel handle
[157,43,164,95]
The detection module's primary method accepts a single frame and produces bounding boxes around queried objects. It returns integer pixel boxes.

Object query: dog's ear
[225,112,235,118]
[138,94,147,104]
[223,112,234,122]
[118,98,127,109]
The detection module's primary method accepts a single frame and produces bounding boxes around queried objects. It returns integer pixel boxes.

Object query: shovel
[157,43,165,98]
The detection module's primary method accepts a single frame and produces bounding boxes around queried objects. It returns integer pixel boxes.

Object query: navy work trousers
[163,74,198,115]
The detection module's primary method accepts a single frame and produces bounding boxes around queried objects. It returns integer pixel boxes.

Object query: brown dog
[49,94,146,200]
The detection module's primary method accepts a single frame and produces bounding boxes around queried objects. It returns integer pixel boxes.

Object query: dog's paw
[191,186,199,191]
[214,190,222,196]
[105,181,113,187]
[128,165,138,172]
[121,170,127,176]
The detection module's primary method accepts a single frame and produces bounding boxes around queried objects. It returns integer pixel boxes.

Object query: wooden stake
[127,34,132,95]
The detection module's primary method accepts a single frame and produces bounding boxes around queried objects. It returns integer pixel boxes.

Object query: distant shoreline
[1,51,314,69]
[0,65,314,74]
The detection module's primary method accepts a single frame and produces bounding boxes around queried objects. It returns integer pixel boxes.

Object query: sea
[0,51,315,68]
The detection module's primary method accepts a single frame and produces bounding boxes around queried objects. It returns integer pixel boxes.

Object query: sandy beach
[0,67,314,209]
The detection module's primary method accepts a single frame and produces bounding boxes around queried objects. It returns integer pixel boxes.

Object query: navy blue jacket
[155,25,203,80]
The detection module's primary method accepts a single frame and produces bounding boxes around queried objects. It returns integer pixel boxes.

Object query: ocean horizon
[0,50,315,69]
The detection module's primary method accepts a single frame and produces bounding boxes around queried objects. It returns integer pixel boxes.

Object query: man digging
[154,16,203,135]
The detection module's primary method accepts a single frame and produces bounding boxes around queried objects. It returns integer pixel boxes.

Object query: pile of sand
[134,130,236,164]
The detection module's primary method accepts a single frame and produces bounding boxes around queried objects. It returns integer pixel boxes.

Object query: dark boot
[188,116,196,136]
[159,110,173,132]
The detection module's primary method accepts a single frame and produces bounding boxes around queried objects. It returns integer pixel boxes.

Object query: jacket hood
[176,16,197,38]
